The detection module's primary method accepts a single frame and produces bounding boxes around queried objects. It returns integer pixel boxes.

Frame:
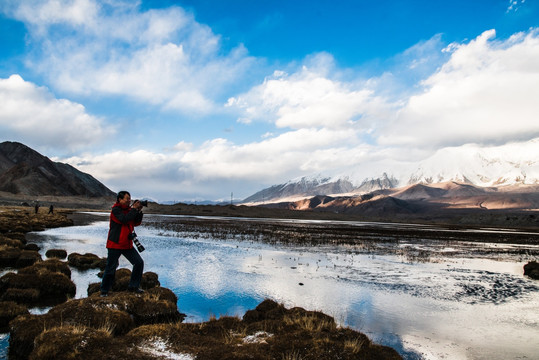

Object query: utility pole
[230,192,233,205]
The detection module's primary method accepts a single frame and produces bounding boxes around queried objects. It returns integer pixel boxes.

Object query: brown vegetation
[9,296,401,360]
[67,252,106,270]
[45,248,67,259]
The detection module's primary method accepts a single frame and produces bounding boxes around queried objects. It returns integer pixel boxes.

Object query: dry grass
[281,349,302,360]
[344,336,366,354]
[283,313,336,333]
[141,292,163,302]
[97,319,116,336]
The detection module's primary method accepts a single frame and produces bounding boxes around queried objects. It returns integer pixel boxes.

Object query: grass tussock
[344,336,367,354]
[8,283,401,360]
[281,349,302,360]
[283,312,337,333]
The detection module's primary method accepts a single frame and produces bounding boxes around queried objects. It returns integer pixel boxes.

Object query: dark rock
[524,261,539,280]
[45,248,68,259]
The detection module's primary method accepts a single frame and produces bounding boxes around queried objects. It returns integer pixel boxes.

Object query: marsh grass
[344,336,366,354]
[284,313,336,333]
[281,349,302,360]
[97,319,116,336]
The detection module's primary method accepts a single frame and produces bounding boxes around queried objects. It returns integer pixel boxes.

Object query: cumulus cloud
[2,0,255,114]
[4,1,537,201]
[63,28,539,200]
[181,127,361,179]
[0,74,113,151]
[379,29,539,147]
[227,53,390,131]
[61,126,372,200]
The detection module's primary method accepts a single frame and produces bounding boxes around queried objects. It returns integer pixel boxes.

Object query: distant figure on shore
[48,205,54,214]
[34,203,39,214]
[100,191,145,297]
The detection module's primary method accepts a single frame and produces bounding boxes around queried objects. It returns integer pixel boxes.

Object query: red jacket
[106,202,143,249]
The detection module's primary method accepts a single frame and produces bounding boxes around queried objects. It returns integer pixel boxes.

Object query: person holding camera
[100,190,145,297]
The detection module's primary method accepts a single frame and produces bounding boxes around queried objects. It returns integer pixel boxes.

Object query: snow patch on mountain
[409,139,539,186]
[242,138,539,204]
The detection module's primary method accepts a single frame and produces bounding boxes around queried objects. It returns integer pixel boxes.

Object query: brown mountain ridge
[0,141,114,198]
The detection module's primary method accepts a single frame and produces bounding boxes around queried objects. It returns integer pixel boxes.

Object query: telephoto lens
[132,233,145,252]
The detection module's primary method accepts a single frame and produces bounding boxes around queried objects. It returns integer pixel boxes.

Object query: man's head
[117,191,131,206]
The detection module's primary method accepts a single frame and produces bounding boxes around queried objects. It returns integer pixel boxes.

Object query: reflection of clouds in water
[186,253,225,298]
[238,248,368,323]
[27,221,109,257]
[24,219,539,360]
[235,245,539,359]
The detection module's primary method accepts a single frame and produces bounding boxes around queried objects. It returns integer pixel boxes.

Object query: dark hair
[117,191,131,202]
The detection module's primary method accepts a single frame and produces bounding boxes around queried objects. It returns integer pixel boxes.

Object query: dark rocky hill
[0,141,115,197]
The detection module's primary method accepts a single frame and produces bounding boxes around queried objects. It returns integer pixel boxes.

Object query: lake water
[3,213,539,360]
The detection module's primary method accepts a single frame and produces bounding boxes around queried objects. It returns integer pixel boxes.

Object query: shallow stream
[3,213,539,359]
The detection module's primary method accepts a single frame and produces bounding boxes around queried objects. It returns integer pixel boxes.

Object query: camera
[129,232,145,252]
[134,200,148,207]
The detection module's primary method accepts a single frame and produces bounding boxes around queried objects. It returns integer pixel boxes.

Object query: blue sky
[0,0,538,202]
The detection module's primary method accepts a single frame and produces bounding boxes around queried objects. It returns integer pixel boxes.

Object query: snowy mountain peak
[242,138,539,204]
[409,140,539,187]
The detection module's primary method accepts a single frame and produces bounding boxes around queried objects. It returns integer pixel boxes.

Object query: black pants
[100,248,144,293]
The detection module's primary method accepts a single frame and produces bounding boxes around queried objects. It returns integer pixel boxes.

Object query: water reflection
[15,215,539,360]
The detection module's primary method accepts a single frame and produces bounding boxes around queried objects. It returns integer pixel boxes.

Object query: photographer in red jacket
[100,190,144,297]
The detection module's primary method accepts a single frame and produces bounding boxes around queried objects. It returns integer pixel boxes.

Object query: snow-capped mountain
[242,139,539,204]
[408,139,539,186]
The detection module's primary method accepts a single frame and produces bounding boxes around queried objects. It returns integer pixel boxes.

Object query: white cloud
[4,1,538,201]
[4,0,255,114]
[181,127,360,180]
[507,0,526,12]
[379,29,539,148]
[0,74,114,151]
[62,126,369,200]
[227,53,389,131]
[9,0,100,28]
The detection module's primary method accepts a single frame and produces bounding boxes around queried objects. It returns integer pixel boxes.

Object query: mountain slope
[0,141,115,197]
[243,138,539,204]
[242,176,355,203]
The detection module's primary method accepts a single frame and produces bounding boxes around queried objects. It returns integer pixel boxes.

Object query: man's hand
[132,200,143,210]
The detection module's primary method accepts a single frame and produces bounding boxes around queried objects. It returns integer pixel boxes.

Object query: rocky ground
[0,206,403,359]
